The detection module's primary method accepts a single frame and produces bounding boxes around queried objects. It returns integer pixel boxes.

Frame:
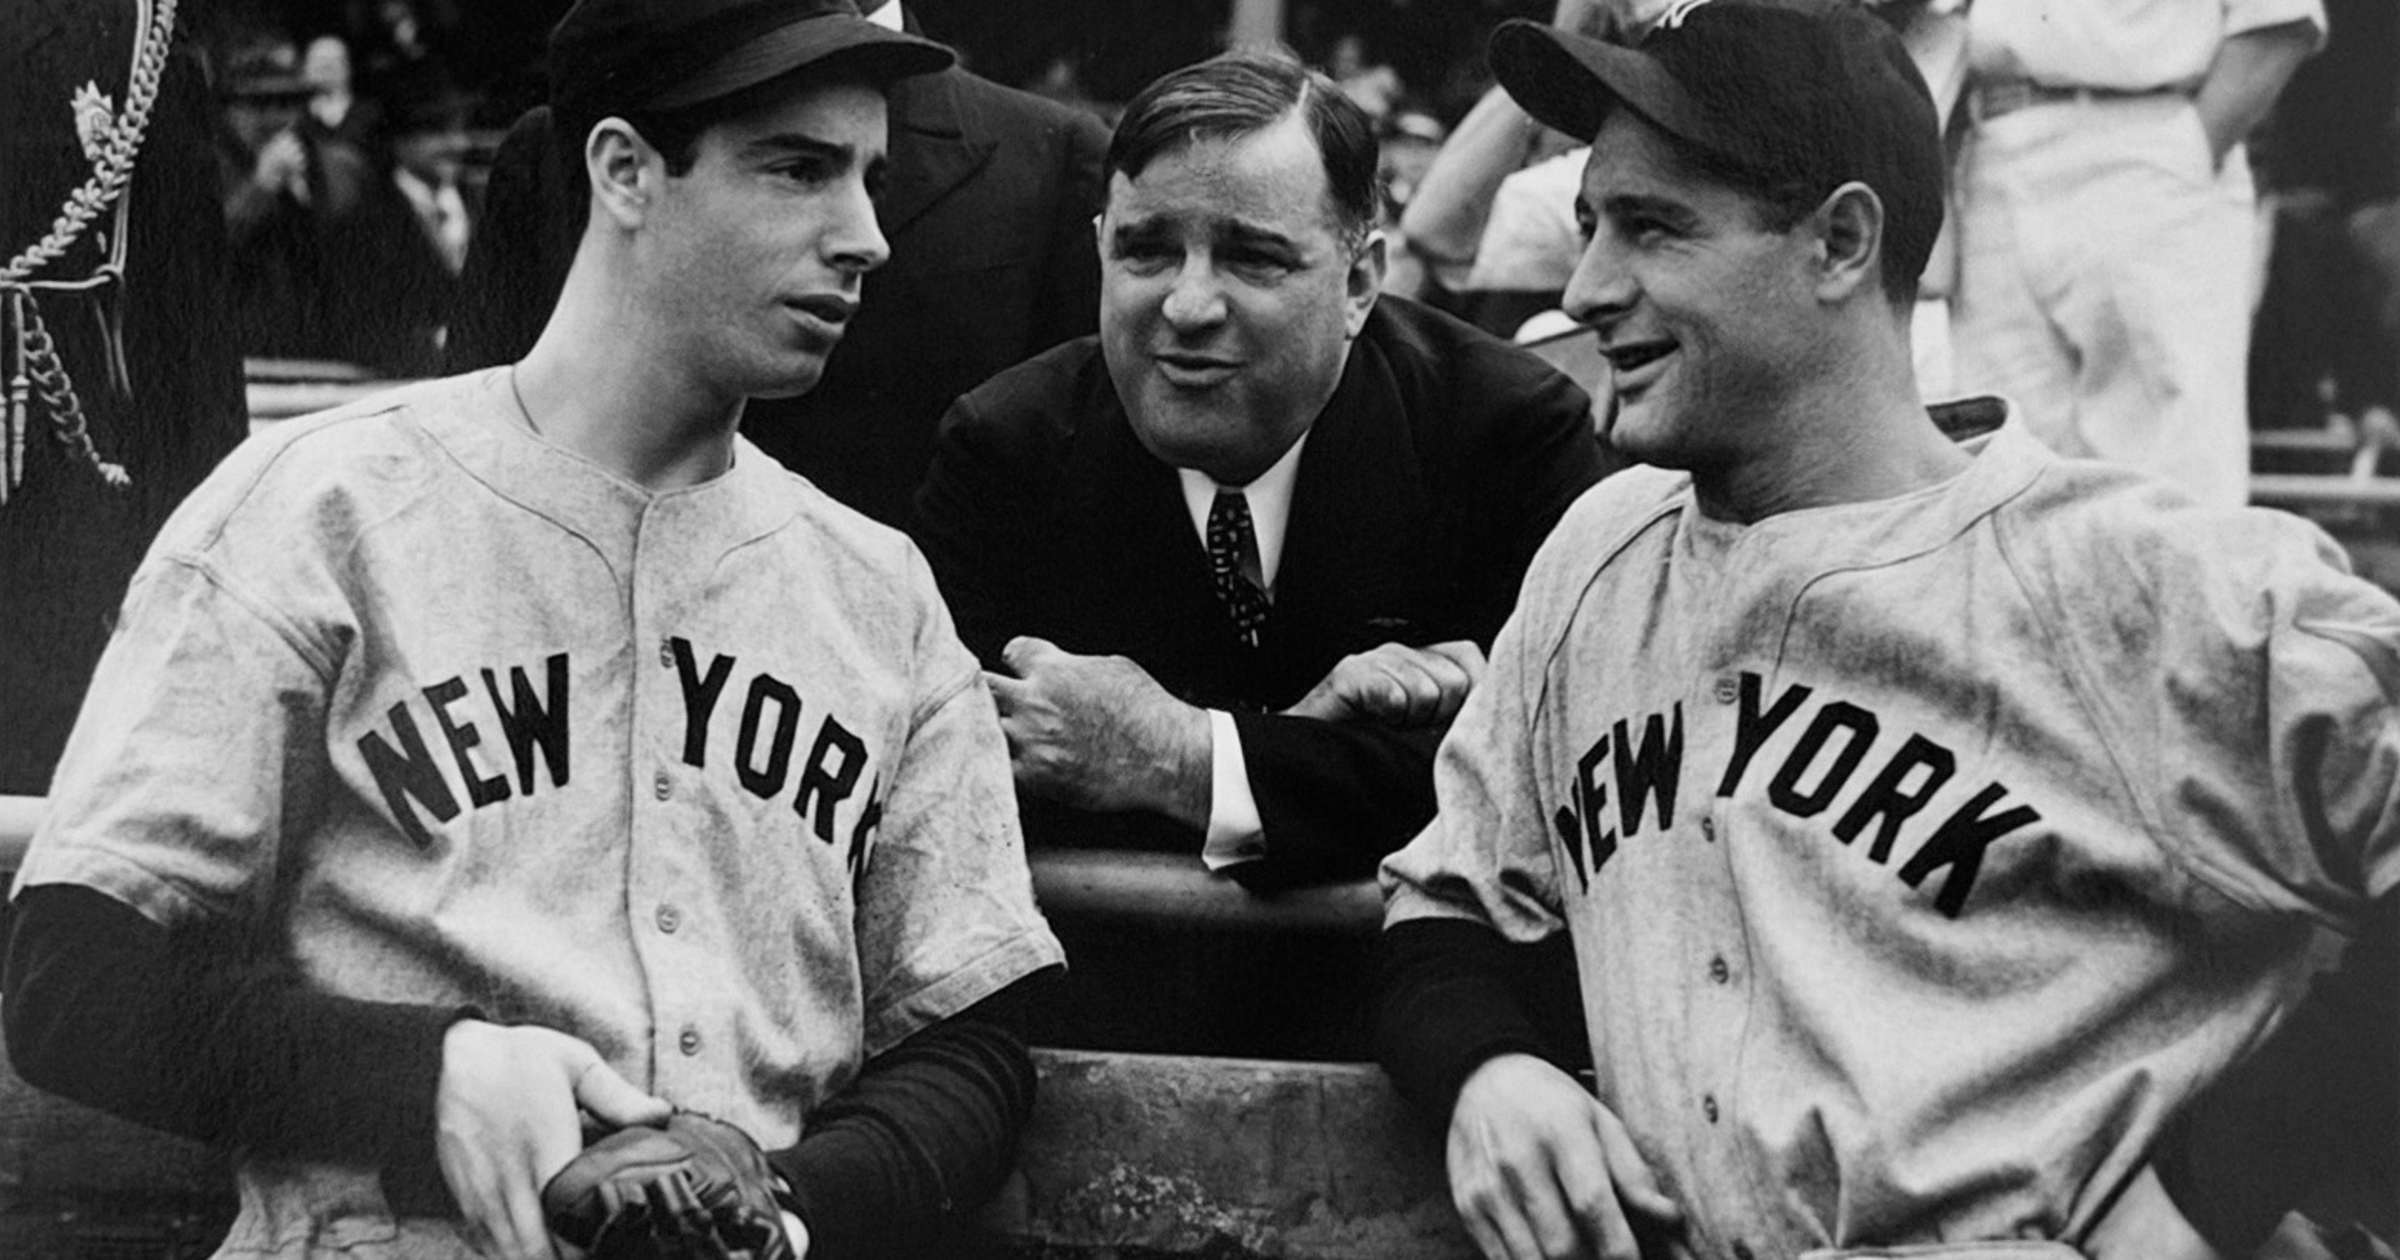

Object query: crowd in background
[185,0,2400,449]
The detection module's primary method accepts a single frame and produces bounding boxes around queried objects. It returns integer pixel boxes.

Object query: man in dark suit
[916,49,1608,895]
[444,0,1107,530]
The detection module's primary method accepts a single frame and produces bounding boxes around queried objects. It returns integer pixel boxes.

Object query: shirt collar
[1177,430,1311,594]
[864,2,905,32]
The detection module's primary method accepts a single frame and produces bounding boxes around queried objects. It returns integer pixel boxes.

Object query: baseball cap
[1487,0,1944,288]
[549,0,953,119]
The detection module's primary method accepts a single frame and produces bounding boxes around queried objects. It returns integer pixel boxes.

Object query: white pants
[1953,93,2262,507]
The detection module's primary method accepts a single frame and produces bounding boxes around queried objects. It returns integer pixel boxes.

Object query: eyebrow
[1105,213,1304,251]
[1598,191,1699,226]
[737,133,869,169]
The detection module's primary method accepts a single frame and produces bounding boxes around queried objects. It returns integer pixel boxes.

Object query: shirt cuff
[1200,709,1266,870]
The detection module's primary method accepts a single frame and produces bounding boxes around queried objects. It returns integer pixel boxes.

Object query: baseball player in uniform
[3,2,1062,1258]
[1372,3,2400,1258]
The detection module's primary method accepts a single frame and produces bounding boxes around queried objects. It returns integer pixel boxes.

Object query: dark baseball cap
[550,0,953,118]
[1488,0,1944,288]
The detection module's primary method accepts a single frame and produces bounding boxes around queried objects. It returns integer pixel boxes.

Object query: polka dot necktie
[1206,489,1271,648]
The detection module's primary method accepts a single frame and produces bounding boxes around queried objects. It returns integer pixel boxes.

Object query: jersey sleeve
[2049,508,2400,928]
[851,549,1064,1057]
[1380,542,1574,944]
[13,550,332,929]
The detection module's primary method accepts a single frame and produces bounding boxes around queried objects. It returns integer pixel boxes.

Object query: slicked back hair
[1106,48,1382,249]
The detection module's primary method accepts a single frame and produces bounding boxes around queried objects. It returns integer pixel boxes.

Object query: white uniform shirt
[1966,0,2326,92]
[1384,410,2399,1257]
[19,370,1063,1254]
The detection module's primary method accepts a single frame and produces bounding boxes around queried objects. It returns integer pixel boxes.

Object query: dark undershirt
[3,883,1048,1258]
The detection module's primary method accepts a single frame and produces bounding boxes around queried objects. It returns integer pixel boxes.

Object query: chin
[746,359,828,402]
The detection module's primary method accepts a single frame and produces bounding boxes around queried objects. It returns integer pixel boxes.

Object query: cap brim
[1489,20,1711,149]
[644,22,952,111]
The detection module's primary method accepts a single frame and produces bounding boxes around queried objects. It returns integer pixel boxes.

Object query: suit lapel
[1279,338,1434,650]
[879,70,995,239]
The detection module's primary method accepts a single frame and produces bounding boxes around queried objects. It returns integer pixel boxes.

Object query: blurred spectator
[1326,32,1402,122]
[217,36,452,375]
[1393,0,1608,335]
[388,88,477,277]
[356,0,456,109]
[3,0,247,793]
[1949,0,2325,506]
[1376,108,1445,300]
[2246,0,2399,437]
[299,33,388,175]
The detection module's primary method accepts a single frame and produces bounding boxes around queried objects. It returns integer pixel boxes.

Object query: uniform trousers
[1954,92,2262,507]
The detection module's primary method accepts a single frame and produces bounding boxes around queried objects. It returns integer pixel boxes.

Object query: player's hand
[2084,1164,2223,1260]
[1283,640,1485,728]
[437,1020,673,1260]
[1448,1054,1685,1260]
[986,636,1211,825]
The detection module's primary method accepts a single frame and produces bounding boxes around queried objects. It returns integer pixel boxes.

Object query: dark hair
[1106,48,1381,247]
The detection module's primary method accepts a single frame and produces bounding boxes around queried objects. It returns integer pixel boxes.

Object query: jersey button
[656,904,681,934]
[1701,1093,1719,1123]
[1712,675,1740,705]
[1700,817,1717,843]
[678,1025,703,1056]
[1708,955,1730,984]
[658,638,674,668]
[653,771,672,801]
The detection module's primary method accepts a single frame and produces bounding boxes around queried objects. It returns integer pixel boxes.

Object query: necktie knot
[1205,490,1270,648]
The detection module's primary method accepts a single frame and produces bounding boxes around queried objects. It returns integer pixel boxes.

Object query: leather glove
[542,1111,797,1260]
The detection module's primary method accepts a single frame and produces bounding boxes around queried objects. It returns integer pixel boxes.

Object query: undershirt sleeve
[2,883,472,1213]
[1374,917,1563,1118]
[769,972,1052,1260]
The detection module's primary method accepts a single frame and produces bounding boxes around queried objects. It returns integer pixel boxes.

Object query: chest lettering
[1553,670,2044,917]
[672,637,883,869]
[357,653,571,848]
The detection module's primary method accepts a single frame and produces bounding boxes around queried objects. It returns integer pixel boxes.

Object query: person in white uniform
[1950,0,2325,507]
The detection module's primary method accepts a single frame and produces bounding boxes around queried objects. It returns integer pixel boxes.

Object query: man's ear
[586,117,656,229]
[1810,181,1883,303]
[1344,228,1388,337]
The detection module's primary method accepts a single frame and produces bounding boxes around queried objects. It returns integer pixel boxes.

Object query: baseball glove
[542,1111,796,1260]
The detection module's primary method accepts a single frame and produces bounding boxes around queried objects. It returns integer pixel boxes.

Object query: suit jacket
[444,64,1109,530]
[916,296,1611,886]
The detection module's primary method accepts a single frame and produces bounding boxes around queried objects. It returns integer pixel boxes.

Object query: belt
[1969,79,2179,123]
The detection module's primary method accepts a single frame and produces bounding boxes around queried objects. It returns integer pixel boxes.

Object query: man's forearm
[770,977,1050,1259]
[1375,917,1561,1116]
[2192,19,2318,165]
[2,884,467,1210]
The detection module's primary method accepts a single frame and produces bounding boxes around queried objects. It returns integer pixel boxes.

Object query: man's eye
[1112,240,1176,269]
[1227,250,1294,277]
[776,159,835,186]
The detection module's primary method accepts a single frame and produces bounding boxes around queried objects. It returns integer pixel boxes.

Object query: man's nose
[1160,256,1229,329]
[825,177,891,275]
[1562,233,1635,332]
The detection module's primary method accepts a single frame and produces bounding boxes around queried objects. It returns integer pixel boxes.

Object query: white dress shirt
[1174,431,1310,869]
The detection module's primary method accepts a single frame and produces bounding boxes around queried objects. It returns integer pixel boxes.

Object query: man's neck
[515,271,745,491]
[1688,347,1968,524]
